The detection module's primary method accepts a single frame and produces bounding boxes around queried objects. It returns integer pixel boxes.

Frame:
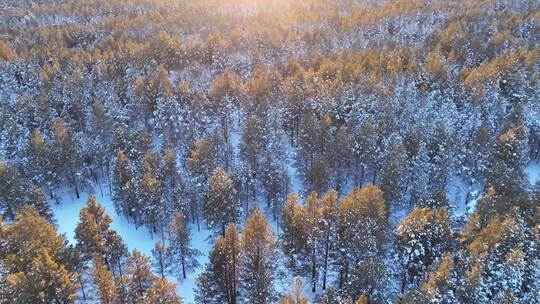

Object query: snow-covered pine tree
[143,277,183,304]
[151,240,170,280]
[51,119,83,198]
[204,168,239,236]
[335,185,388,289]
[195,223,240,304]
[92,256,117,304]
[112,150,137,220]
[0,206,79,303]
[279,279,309,304]
[166,211,201,280]
[0,160,28,220]
[240,208,279,304]
[397,207,451,294]
[124,250,155,303]
[485,125,529,199]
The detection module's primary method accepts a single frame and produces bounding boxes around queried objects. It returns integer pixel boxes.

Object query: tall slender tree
[0,207,79,304]
[144,277,183,304]
[204,168,239,236]
[92,256,117,304]
[195,224,240,304]
[167,211,200,280]
[240,208,279,304]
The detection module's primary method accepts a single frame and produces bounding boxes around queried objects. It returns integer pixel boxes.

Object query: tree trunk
[311,246,317,292]
[222,221,226,237]
[79,276,87,300]
[360,164,365,187]
[372,166,378,184]
[74,179,80,199]
[400,269,407,296]
[181,252,186,279]
[322,228,330,290]
[159,253,165,279]
[196,211,200,232]
[106,164,112,195]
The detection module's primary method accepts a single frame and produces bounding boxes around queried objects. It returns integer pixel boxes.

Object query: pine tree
[279,279,308,304]
[330,125,350,194]
[186,138,216,229]
[207,129,233,180]
[403,253,457,303]
[107,232,129,277]
[239,115,268,200]
[112,150,137,221]
[240,208,279,304]
[25,130,54,188]
[3,248,79,304]
[296,113,319,177]
[75,195,127,271]
[139,163,163,236]
[0,163,53,222]
[335,185,388,289]
[152,66,182,146]
[167,211,201,280]
[0,160,27,220]
[485,125,528,199]
[26,186,54,223]
[0,102,27,163]
[458,215,527,303]
[306,154,330,195]
[380,140,408,204]
[75,195,112,263]
[345,255,387,302]
[112,127,153,163]
[351,122,378,187]
[87,99,113,178]
[92,256,117,304]
[161,147,179,209]
[418,190,449,209]
[281,193,308,272]
[426,124,455,192]
[125,250,155,304]
[195,224,240,304]
[355,294,368,304]
[318,190,338,290]
[204,168,239,236]
[259,126,289,217]
[187,139,216,185]
[282,59,307,138]
[304,192,322,292]
[523,225,540,303]
[408,142,432,207]
[51,118,83,198]
[1,206,65,273]
[209,69,241,170]
[0,207,79,304]
[143,277,183,304]
[465,120,491,182]
[152,240,170,279]
[397,207,451,294]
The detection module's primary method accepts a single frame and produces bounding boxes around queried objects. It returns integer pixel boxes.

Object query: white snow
[284,141,303,196]
[446,177,468,216]
[525,161,540,185]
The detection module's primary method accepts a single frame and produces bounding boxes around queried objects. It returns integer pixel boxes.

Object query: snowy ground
[50,187,212,304]
[525,161,540,185]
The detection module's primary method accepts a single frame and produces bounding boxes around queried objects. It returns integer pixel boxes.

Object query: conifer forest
[1,0,540,303]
